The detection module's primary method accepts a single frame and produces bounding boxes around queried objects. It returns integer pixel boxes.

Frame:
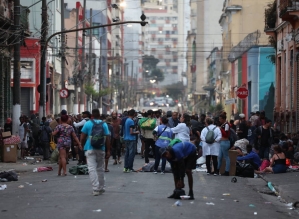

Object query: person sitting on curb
[237,144,261,172]
[160,139,197,200]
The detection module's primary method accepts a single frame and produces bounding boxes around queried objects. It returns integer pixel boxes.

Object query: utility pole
[60,0,67,111]
[12,0,21,135]
[99,36,102,114]
[88,8,93,111]
[80,0,86,112]
[131,60,133,107]
[73,7,79,115]
[39,0,48,118]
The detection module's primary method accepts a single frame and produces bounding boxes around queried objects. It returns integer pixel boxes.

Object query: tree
[150,68,164,82]
[85,84,112,99]
[142,55,159,71]
[165,82,184,100]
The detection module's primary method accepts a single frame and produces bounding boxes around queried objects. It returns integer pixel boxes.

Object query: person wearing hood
[4,118,12,132]
[40,121,52,160]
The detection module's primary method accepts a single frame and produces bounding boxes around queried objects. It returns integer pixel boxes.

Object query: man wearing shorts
[161,141,197,200]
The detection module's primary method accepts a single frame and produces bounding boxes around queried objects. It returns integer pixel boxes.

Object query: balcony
[264,1,277,36]
[279,0,299,24]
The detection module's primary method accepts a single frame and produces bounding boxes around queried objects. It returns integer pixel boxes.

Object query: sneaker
[161,171,165,175]
[93,189,105,196]
[214,173,218,176]
[123,168,127,173]
[207,172,211,175]
[153,170,158,174]
[222,171,229,176]
[72,158,77,161]
[167,192,176,199]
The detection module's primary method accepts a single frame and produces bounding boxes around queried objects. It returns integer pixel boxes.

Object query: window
[92,23,101,35]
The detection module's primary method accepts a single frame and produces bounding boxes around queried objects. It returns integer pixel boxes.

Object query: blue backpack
[90,120,105,149]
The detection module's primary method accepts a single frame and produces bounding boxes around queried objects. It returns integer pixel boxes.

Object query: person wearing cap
[160,140,197,200]
[74,111,91,165]
[4,118,12,133]
[236,114,248,140]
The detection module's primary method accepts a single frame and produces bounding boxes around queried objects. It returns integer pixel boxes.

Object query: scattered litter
[92,209,102,212]
[286,203,293,207]
[0,184,7,190]
[234,200,239,202]
[231,177,237,183]
[221,199,225,201]
[206,202,215,206]
[74,176,77,178]
[24,157,34,160]
[0,178,8,182]
[223,193,230,196]
[203,196,207,199]
[132,181,137,183]
[22,163,27,166]
[249,204,255,208]
[190,201,194,204]
[254,212,257,215]
[42,179,47,182]
[33,167,53,172]
[18,185,24,188]
[25,182,32,186]
[264,202,272,204]
[267,182,278,195]
[180,195,190,200]
[173,201,182,206]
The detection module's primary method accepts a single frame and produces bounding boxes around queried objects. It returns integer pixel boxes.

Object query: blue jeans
[124,140,136,170]
[154,146,166,172]
[218,140,230,172]
[259,147,270,159]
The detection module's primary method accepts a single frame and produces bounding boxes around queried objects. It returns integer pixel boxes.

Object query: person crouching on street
[160,140,197,200]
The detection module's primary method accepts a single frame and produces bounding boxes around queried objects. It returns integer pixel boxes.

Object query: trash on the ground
[221,199,225,201]
[223,193,230,196]
[22,163,27,166]
[132,181,137,183]
[18,185,24,188]
[33,167,53,172]
[267,182,278,195]
[293,201,299,209]
[92,209,102,212]
[41,179,47,182]
[254,212,257,215]
[0,178,8,182]
[264,202,272,204]
[74,176,77,178]
[203,196,207,199]
[206,202,215,206]
[24,157,34,160]
[0,171,18,181]
[231,177,237,183]
[234,200,239,202]
[25,182,32,186]
[249,204,255,207]
[190,201,194,204]
[173,201,182,206]
[0,184,7,190]
[286,203,293,207]
[180,195,190,200]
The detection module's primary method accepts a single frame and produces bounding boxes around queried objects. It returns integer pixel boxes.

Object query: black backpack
[229,128,238,148]
[90,120,105,149]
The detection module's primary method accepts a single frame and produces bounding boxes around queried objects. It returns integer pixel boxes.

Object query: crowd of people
[3,108,299,198]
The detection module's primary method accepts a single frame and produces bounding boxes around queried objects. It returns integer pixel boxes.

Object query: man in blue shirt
[123,109,139,173]
[161,141,197,200]
[80,109,111,196]
[237,144,261,170]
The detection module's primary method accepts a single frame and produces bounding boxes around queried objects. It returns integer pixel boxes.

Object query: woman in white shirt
[171,114,191,142]
[200,118,222,175]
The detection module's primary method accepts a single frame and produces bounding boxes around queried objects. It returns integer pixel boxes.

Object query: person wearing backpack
[200,117,222,175]
[40,122,52,160]
[217,114,231,176]
[79,109,111,196]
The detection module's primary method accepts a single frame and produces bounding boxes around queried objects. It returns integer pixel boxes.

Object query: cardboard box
[219,150,238,176]
[2,131,11,139]
[2,144,18,163]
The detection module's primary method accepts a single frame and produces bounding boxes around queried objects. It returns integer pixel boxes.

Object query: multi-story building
[265,0,299,132]
[141,0,185,86]
[219,0,270,120]
[194,0,222,114]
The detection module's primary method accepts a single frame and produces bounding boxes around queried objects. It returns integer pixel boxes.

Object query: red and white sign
[59,88,69,98]
[236,87,249,99]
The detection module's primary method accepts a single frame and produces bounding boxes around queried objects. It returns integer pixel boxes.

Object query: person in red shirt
[217,114,231,176]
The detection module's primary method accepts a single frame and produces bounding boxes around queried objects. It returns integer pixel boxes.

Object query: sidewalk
[260,172,299,204]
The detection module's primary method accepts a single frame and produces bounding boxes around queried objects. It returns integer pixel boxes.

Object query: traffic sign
[236,87,248,99]
[59,88,69,98]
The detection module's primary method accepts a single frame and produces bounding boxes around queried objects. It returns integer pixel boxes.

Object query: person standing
[218,114,231,176]
[161,141,197,200]
[153,117,173,174]
[74,111,91,165]
[19,116,29,158]
[104,117,114,172]
[111,111,122,165]
[52,115,81,176]
[80,109,111,196]
[141,110,157,164]
[168,112,180,128]
[237,114,248,140]
[255,119,273,159]
[40,121,52,160]
[123,109,139,172]
[171,114,191,142]
[201,118,222,175]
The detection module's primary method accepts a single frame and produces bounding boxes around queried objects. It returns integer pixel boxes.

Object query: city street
[0,158,298,219]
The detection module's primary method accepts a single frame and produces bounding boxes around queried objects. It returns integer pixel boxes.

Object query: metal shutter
[21,88,30,116]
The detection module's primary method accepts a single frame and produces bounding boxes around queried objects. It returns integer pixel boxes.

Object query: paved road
[0,158,298,219]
